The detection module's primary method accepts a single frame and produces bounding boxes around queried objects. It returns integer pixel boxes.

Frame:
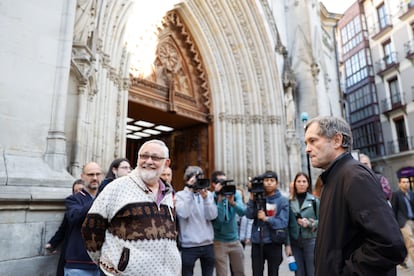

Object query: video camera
[190,172,211,190]
[216,179,236,196]
[248,174,266,212]
[248,175,265,194]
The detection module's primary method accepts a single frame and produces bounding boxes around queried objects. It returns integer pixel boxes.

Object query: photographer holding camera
[246,170,289,276]
[211,171,246,276]
[175,166,218,276]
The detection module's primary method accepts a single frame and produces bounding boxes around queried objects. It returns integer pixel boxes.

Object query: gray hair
[305,116,352,150]
[184,166,203,181]
[137,139,169,158]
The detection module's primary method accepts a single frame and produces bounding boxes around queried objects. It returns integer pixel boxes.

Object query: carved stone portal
[129,10,210,123]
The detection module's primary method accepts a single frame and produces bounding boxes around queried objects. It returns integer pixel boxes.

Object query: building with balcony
[0,0,343,273]
[339,0,414,188]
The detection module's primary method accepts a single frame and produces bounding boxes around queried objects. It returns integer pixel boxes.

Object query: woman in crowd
[98,157,131,194]
[285,172,319,276]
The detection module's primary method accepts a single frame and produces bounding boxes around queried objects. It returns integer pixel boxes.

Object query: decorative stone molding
[159,11,211,111]
[73,0,98,44]
[282,51,296,89]
[311,61,320,83]
[71,45,94,85]
[218,113,281,125]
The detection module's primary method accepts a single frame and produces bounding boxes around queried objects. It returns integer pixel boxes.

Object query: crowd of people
[45,116,413,276]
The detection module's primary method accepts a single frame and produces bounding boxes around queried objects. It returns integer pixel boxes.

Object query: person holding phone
[285,172,319,276]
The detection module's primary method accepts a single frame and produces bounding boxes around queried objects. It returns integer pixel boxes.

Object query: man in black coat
[391,177,414,268]
[304,116,406,275]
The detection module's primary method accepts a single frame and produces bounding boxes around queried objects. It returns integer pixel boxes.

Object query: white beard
[138,166,162,183]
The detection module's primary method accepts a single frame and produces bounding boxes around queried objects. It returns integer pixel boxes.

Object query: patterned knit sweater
[82,172,181,276]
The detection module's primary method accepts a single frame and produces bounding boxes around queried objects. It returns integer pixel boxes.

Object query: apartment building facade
[339,0,414,188]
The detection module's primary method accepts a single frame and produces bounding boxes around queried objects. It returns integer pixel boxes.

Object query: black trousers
[251,242,283,276]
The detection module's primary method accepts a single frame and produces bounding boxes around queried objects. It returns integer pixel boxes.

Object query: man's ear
[333,133,343,149]
[164,159,171,168]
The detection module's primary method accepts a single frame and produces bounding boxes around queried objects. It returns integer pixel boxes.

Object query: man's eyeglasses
[139,154,166,162]
[86,173,102,177]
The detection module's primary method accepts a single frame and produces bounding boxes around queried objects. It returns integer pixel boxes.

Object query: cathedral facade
[0,0,342,273]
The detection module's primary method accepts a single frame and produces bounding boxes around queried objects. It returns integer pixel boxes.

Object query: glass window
[382,41,393,65]
[388,78,401,106]
[377,4,389,30]
[394,117,408,151]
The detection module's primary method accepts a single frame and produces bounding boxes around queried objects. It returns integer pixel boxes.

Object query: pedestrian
[285,172,319,276]
[359,153,392,201]
[391,177,414,269]
[304,115,406,275]
[97,157,131,194]
[81,140,181,275]
[211,171,246,276]
[161,166,173,185]
[237,188,253,249]
[65,162,102,275]
[175,166,218,276]
[245,170,289,276]
[45,179,84,276]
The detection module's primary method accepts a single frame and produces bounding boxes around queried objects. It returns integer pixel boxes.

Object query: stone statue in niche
[284,87,296,130]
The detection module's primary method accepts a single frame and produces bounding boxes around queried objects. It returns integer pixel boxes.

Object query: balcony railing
[404,39,414,61]
[376,52,399,76]
[386,136,414,155]
[398,0,414,19]
[381,91,406,113]
[370,14,393,39]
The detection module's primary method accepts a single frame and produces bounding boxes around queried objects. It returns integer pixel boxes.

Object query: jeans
[291,237,316,276]
[251,242,282,276]
[181,244,215,276]
[64,268,100,276]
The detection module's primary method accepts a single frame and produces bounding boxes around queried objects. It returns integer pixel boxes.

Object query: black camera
[248,175,266,212]
[249,175,265,194]
[191,172,210,190]
[216,179,236,196]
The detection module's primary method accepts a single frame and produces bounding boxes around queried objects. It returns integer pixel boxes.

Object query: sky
[320,0,356,13]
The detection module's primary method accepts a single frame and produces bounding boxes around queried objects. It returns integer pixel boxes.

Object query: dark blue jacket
[64,189,98,270]
[47,215,69,276]
[246,190,289,244]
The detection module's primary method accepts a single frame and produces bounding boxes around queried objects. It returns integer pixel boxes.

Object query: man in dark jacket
[65,162,102,275]
[304,116,406,275]
[45,179,84,276]
[391,177,414,268]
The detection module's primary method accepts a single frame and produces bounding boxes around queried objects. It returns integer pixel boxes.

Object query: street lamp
[300,112,312,185]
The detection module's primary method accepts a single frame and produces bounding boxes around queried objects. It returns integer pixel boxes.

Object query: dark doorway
[126,101,212,192]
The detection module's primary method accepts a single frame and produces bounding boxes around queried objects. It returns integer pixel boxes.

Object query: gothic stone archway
[127,10,213,191]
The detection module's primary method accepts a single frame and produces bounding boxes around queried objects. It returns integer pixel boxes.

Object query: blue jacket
[64,189,99,270]
[246,190,289,244]
[213,190,246,242]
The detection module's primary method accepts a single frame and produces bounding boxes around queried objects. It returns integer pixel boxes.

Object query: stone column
[44,0,77,172]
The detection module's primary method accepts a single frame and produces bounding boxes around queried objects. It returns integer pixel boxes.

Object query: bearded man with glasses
[82,139,181,276]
